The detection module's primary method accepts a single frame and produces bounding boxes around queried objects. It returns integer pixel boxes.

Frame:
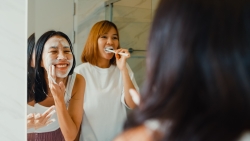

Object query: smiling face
[41,35,73,78]
[97,27,119,60]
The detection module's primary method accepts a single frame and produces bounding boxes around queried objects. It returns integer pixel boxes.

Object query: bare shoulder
[71,74,85,98]
[74,73,85,86]
[113,125,153,141]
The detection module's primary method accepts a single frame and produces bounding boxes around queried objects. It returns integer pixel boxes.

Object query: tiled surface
[113,0,151,87]
[75,0,107,66]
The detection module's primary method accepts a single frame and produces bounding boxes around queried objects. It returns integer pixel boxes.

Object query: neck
[96,58,111,68]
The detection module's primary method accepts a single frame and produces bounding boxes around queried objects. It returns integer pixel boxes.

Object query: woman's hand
[48,65,65,100]
[27,113,35,129]
[27,106,56,129]
[115,48,130,71]
[34,105,56,129]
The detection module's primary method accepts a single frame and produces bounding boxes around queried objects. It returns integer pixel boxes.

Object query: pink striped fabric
[27,128,65,141]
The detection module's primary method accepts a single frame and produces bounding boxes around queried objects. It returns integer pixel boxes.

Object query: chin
[56,74,68,78]
[55,71,70,78]
[105,54,114,60]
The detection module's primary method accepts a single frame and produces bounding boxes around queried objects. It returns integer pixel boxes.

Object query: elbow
[64,133,78,141]
[128,103,136,109]
[65,137,76,141]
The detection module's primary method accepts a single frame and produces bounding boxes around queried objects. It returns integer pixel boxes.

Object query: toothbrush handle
[118,52,130,57]
[106,49,130,57]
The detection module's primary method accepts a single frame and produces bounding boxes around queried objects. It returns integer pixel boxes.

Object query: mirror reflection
[28,0,160,140]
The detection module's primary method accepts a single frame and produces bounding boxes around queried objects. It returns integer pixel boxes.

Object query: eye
[100,35,107,39]
[113,36,118,40]
[49,50,58,53]
[64,50,71,53]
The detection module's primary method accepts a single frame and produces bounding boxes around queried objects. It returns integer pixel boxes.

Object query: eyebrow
[49,46,70,48]
[101,33,118,36]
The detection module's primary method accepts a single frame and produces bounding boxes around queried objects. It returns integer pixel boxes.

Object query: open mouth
[56,64,68,68]
[54,62,70,69]
[104,46,114,53]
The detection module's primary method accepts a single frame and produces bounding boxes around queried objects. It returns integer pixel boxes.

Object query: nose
[107,37,113,45]
[57,50,67,60]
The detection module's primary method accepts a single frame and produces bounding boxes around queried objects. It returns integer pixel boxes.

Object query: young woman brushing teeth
[74,20,139,141]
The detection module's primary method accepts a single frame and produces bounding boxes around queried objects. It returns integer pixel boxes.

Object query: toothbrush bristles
[105,48,129,57]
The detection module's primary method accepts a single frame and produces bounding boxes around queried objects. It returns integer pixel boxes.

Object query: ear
[40,60,44,68]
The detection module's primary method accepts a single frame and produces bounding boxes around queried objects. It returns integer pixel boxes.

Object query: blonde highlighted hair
[81,20,120,65]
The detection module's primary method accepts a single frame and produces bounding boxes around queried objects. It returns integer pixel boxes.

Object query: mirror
[27,0,160,140]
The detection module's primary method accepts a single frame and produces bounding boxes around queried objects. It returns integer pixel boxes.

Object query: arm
[121,67,137,109]
[55,74,85,141]
[115,49,139,109]
[48,65,85,141]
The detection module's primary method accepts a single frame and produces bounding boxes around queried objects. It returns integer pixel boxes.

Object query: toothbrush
[105,48,130,57]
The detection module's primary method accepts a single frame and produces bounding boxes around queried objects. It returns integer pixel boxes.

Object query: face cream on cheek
[44,54,58,70]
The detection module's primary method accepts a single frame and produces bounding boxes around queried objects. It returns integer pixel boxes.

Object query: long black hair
[27,33,35,102]
[125,0,250,140]
[34,30,76,103]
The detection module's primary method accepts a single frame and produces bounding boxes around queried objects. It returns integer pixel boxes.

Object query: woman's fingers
[59,81,66,92]
[116,48,130,58]
[34,107,56,129]
[41,105,55,117]
[34,113,41,119]
[45,118,56,126]
[27,113,34,119]
[27,113,35,129]
[48,65,57,85]
[35,106,54,123]
[42,110,56,125]
[52,65,56,80]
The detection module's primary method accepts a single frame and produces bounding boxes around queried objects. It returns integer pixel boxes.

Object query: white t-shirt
[74,62,139,141]
[239,131,250,141]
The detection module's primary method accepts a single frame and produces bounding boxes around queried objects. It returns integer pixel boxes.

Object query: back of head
[81,20,120,65]
[126,0,250,140]
[28,33,35,67]
[34,30,76,103]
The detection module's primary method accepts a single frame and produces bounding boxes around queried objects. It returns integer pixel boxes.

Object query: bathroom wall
[0,0,26,140]
[112,0,151,87]
[74,0,107,65]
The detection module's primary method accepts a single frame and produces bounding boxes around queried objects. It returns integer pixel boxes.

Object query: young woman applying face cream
[28,31,85,141]
[74,20,139,141]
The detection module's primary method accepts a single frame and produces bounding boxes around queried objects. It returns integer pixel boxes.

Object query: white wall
[0,0,26,140]
[35,0,74,43]
[28,0,35,37]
